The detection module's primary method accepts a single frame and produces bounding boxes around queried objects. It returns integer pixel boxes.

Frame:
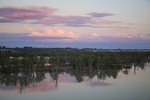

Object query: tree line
[0,48,150,73]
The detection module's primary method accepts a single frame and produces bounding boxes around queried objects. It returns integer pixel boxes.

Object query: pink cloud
[0,6,122,28]
[0,6,56,20]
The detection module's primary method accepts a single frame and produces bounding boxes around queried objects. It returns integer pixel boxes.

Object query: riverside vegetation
[0,47,150,73]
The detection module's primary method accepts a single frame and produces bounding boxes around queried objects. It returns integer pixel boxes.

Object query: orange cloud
[25,25,79,39]
[113,33,133,39]
[24,25,34,31]
[25,25,144,42]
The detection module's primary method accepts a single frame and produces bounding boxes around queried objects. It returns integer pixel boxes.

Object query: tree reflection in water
[0,62,149,94]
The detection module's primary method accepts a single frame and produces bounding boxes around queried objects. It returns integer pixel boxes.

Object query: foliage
[0,48,150,73]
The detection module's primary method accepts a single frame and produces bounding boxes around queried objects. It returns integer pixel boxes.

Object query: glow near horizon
[0,0,150,48]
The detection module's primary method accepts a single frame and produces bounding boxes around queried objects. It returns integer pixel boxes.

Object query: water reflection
[0,62,149,93]
[86,80,113,87]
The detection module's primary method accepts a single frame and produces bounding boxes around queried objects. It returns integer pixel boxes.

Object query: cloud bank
[0,6,120,27]
[0,25,150,48]
[0,6,56,20]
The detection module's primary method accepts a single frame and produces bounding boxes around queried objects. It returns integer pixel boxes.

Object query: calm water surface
[0,63,150,100]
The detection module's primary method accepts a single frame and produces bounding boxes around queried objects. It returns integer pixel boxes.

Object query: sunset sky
[0,0,150,48]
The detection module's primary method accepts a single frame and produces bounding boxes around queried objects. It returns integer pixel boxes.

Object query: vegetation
[0,47,150,73]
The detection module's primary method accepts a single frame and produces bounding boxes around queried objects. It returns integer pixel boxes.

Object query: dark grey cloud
[36,15,120,28]
[0,18,19,23]
[66,16,90,25]
[87,12,115,18]
[35,15,92,27]
[64,24,94,27]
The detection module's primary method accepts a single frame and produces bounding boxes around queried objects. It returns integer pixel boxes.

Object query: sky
[0,0,150,49]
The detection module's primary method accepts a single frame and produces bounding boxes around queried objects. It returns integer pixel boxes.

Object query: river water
[0,63,150,100]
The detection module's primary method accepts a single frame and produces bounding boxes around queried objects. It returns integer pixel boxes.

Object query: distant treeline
[0,48,150,73]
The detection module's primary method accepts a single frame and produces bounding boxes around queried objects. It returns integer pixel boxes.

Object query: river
[0,63,150,100]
